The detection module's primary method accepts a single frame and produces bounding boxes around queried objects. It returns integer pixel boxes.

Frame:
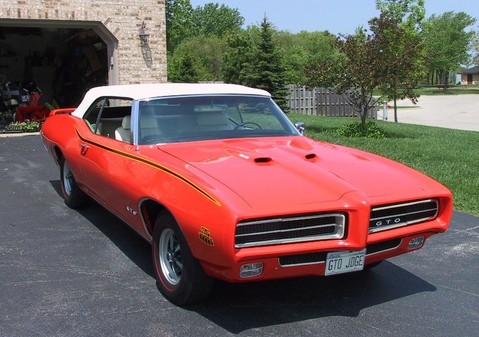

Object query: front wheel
[152,212,213,306]
[60,156,88,208]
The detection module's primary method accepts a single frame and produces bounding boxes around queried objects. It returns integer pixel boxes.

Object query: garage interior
[0,22,110,125]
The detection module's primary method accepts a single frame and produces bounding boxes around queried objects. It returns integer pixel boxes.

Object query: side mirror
[294,122,305,136]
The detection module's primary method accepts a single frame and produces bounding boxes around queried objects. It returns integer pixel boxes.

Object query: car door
[77,97,145,230]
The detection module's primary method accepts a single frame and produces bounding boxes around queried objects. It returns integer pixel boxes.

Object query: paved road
[382,94,479,132]
[1,135,478,337]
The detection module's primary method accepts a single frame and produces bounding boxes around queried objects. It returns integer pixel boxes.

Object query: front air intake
[369,199,439,233]
[235,213,346,248]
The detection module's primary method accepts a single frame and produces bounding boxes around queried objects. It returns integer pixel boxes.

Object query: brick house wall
[0,0,167,85]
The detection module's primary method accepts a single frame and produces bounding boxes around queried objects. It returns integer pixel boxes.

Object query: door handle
[80,143,90,155]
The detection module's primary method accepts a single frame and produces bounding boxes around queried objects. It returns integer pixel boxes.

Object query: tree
[376,0,425,30]
[168,36,226,82]
[166,0,193,53]
[373,0,426,122]
[277,30,338,84]
[305,0,427,125]
[191,3,244,38]
[223,17,290,110]
[245,17,290,110]
[168,48,205,83]
[472,28,479,66]
[166,1,245,82]
[423,12,477,85]
[305,28,382,125]
[222,30,255,84]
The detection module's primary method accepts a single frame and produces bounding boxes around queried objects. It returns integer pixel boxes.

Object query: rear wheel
[152,212,213,306]
[60,156,88,208]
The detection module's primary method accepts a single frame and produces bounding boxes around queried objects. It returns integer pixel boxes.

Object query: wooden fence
[286,85,377,118]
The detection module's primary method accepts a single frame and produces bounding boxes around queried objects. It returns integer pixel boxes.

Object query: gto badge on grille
[199,226,214,246]
[376,217,402,226]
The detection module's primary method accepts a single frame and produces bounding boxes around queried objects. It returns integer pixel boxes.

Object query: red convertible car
[41,83,453,305]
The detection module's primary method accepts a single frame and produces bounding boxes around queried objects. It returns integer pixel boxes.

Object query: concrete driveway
[381,94,479,132]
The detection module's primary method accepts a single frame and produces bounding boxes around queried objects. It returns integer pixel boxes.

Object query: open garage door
[0,19,117,124]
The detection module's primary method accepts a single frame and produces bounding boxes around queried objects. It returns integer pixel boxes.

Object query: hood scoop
[252,153,318,164]
[254,157,273,164]
[304,153,319,162]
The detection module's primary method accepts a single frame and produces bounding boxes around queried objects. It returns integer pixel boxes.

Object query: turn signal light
[239,263,263,278]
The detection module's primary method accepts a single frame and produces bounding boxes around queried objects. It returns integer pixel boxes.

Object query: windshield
[137,95,299,144]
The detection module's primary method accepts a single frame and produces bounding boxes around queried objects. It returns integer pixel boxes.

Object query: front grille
[235,213,346,248]
[369,199,438,233]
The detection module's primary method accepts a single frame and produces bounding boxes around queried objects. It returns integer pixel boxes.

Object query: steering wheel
[234,122,262,130]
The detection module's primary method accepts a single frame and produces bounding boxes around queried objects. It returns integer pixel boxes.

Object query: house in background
[458,66,479,85]
[0,1,167,107]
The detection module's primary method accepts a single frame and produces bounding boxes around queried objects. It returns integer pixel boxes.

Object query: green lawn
[288,114,479,217]
[415,85,479,95]
[373,85,479,97]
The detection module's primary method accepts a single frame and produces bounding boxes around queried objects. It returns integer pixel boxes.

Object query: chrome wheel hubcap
[159,228,182,285]
[63,162,73,196]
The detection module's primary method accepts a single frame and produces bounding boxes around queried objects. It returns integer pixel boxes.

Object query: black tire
[152,212,214,306]
[60,156,88,208]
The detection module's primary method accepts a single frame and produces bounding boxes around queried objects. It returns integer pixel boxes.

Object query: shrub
[337,121,386,138]
[6,120,43,132]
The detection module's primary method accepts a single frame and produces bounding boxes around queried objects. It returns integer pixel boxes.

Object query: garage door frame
[0,18,118,86]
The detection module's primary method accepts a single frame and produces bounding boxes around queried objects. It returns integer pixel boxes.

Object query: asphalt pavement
[1,132,478,336]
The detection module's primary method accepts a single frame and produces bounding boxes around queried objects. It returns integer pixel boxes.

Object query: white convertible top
[72,83,271,118]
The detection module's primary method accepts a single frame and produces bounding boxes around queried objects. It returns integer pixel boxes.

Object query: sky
[189,0,479,34]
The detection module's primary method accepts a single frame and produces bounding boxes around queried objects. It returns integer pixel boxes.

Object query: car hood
[157,137,429,209]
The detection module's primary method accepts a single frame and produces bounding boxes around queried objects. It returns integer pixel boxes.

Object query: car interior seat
[115,115,131,143]
[140,113,160,140]
[196,111,232,131]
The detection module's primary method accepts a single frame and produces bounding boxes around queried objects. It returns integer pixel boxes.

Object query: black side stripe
[75,128,221,206]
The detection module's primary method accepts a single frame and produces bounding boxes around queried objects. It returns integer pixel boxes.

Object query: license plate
[325,249,366,276]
